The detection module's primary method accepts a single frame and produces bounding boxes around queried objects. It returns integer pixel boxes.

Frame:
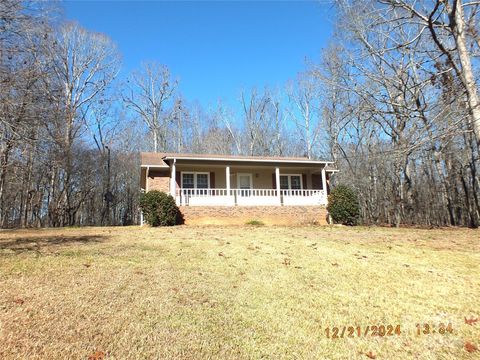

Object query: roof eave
[162,155,334,165]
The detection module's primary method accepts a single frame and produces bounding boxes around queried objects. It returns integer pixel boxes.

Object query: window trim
[279,174,303,190]
[181,171,210,188]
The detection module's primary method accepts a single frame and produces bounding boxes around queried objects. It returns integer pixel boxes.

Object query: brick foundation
[179,205,328,225]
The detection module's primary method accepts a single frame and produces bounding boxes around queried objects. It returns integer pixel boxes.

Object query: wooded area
[1,0,479,228]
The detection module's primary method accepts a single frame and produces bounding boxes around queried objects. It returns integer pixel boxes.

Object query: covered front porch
[170,163,331,207]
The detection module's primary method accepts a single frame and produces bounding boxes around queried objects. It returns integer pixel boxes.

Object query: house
[140,152,338,225]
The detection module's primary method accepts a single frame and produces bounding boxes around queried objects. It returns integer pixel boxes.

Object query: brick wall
[179,205,328,225]
[147,170,170,192]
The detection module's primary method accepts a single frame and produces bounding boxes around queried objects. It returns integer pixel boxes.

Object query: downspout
[141,166,150,226]
[146,166,150,192]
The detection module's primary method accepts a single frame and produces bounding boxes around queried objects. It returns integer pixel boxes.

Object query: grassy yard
[0,225,479,359]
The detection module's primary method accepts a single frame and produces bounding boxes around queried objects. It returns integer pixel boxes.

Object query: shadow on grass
[0,235,106,254]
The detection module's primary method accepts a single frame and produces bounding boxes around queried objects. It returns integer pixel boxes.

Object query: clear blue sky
[63,1,335,110]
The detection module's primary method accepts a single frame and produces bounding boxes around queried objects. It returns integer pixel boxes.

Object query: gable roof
[140,152,169,167]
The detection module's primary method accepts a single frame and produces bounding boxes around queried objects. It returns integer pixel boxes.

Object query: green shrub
[245,219,265,226]
[327,185,360,226]
[139,191,182,226]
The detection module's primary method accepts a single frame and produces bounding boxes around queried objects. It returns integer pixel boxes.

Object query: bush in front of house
[139,190,182,226]
[327,185,360,226]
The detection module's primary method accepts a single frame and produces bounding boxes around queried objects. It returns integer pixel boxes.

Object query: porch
[175,188,327,206]
[170,163,330,207]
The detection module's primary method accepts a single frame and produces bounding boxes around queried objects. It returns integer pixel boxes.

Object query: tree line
[1,0,479,228]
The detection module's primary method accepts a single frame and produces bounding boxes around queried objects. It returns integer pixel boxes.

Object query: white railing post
[226,166,230,195]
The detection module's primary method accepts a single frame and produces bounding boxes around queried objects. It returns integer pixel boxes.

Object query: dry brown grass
[0,225,479,359]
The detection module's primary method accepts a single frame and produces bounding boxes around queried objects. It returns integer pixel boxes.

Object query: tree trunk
[452,0,480,143]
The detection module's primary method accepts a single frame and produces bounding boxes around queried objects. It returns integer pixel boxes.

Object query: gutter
[161,155,335,165]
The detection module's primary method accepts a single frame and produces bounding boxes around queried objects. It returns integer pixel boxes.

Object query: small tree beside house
[327,185,360,226]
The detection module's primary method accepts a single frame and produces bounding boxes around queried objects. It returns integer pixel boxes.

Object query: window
[238,174,252,189]
[196,173,209,189]
[290,176,301,190]
[181,172,210,189]
[238,174,252,197]
[182,173,194,189]
[280,174,303,190]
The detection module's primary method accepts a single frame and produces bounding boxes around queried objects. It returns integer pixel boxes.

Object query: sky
[63,1,335,111]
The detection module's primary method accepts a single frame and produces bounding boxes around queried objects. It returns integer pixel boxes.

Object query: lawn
[0,225,479,359]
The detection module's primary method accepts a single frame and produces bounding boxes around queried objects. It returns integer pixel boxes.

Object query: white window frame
[279,174,303,190]
[181,171,210,188]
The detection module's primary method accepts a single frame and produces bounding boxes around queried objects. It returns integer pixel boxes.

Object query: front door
[237,173,252,196]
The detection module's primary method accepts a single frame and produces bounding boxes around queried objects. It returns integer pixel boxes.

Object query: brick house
[140,152,338,225]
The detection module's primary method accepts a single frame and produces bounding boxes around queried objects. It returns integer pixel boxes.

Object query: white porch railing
[175,188,327,206]
[281,189,326,206]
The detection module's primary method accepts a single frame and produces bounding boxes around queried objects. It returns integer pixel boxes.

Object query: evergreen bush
[139,191,182,226]
[327,185,360,226]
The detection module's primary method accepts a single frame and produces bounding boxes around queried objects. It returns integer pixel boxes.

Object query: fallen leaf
[465,317,479,325]
[88,350,105,360]
[464,341,478,353]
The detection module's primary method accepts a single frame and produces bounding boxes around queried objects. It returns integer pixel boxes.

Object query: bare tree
[46,21,121,226]
[286,72,322,159]
[325,0,480,227]
[240,88,284,156]
[0,0,53,226]
[378,0,480,143]
[123,62,177,152]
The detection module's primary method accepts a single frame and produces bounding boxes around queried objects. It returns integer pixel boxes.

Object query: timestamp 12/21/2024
[324,323,453,339]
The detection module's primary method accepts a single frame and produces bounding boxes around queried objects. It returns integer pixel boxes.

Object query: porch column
[171,159,176,197]
[226,166,230,194]
[321,165,327,202]
[275,167,281,205]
